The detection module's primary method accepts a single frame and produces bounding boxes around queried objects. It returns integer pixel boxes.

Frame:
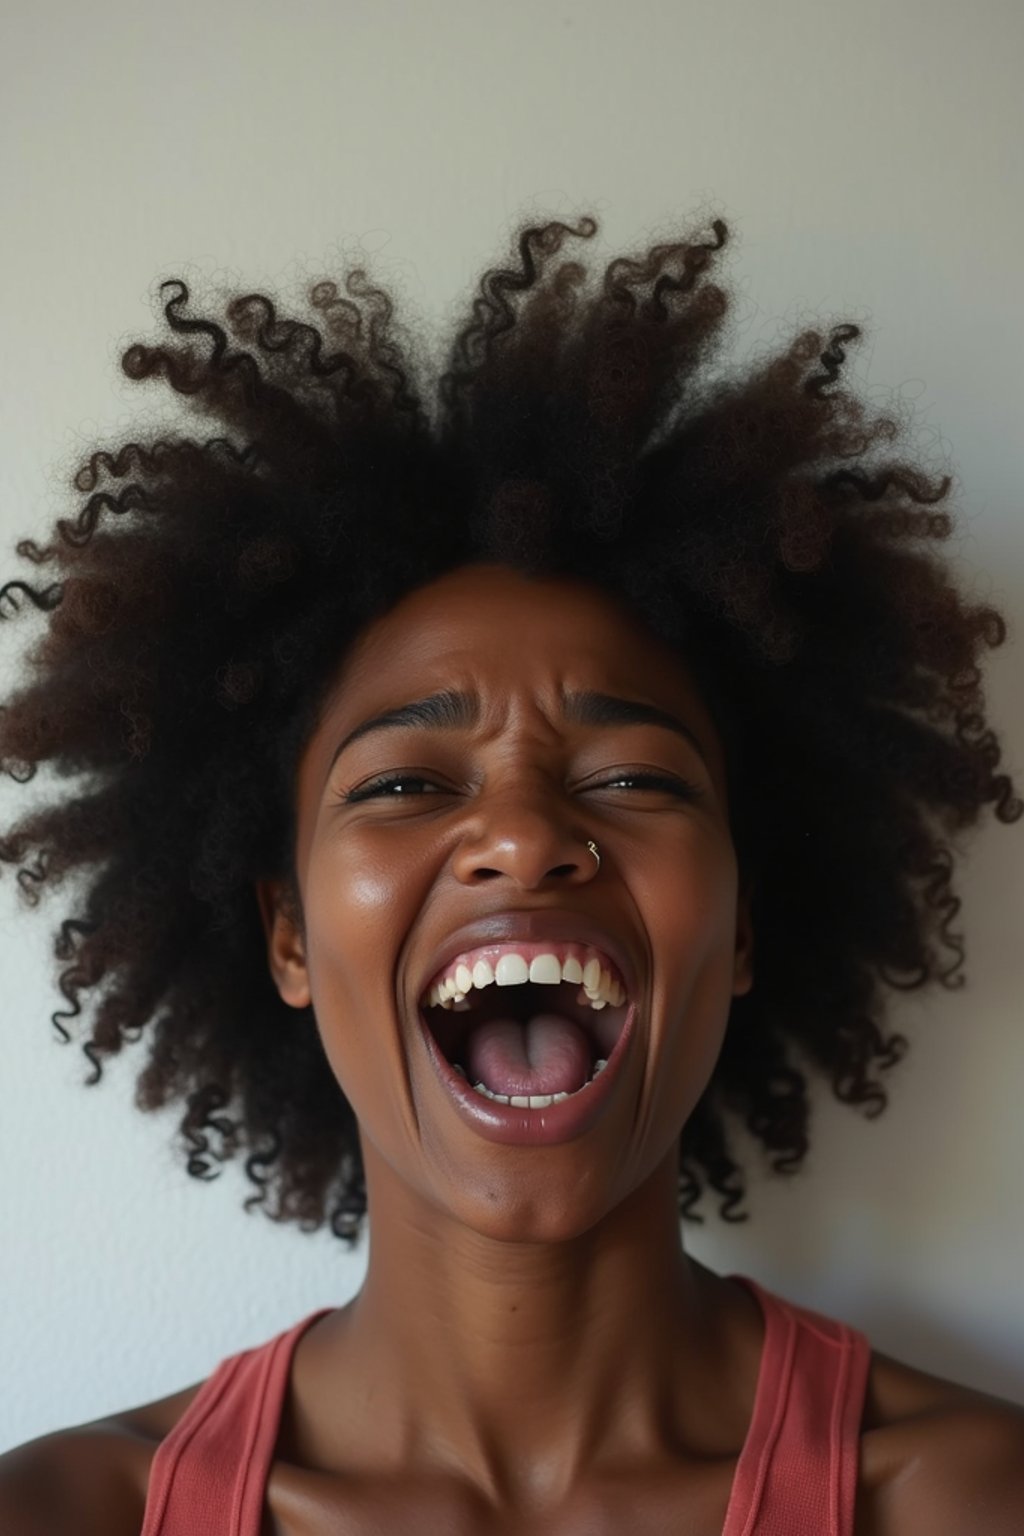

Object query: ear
[255,878,311,1010]
[732,875,754,997]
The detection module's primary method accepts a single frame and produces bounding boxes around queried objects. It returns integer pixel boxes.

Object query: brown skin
[255,561,758,1521]
[2,563,1023,1534]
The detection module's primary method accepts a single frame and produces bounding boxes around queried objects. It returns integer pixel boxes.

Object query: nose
[450,785,600,890]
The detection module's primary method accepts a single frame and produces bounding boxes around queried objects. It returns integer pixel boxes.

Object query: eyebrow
[330,688,709,768]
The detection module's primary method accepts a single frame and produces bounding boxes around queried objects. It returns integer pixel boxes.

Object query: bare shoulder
[857,1347,1024,1535]
[0,1383,201,1536]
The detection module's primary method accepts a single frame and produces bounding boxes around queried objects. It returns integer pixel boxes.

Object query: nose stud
[586,839,601,871]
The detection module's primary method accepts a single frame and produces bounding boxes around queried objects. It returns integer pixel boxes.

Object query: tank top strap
[142,1281,869,1535]
[722,1275,871,1536]
[141,1310,332,1536]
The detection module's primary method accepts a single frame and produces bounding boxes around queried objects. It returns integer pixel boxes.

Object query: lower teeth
[451,1060,608,1106]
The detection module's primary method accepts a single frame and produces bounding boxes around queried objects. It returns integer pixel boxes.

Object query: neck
[306,1148,752,1513]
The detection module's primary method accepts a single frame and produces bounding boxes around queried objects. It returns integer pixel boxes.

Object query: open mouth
[418,945,631,1108]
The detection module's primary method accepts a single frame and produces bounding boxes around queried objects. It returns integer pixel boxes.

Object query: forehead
[302,563,727,790]
[337,563,697,700]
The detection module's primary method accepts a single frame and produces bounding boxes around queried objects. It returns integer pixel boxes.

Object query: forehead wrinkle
[330,681,711,770]
[329,687,477,767]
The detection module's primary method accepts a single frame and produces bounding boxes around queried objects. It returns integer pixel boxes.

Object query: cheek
[337,838,404,918]
[647,824,740,968]
[299,841,412,1102]
[642,838,741,1115]
[305,831,409,973]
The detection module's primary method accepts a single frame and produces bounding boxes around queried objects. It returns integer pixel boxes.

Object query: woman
[1,212,1022,1533]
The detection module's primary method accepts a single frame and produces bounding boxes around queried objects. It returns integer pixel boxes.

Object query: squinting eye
[597,771,702,799]
[343,772,445,803]
[341,769,703,805]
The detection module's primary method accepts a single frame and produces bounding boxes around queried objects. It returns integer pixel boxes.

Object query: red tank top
[140,1273,871,1535]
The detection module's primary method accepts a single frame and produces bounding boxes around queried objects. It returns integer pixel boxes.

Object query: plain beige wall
[1,0,1022,1450]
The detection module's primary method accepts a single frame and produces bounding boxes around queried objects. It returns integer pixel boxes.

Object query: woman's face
[259,562,752,1242]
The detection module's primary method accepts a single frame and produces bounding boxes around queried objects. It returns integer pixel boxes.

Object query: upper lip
[413,908,638,1006]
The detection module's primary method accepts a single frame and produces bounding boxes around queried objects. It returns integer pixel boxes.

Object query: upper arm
[0,1436,77,1536]
[0,1429,145,1536]
[886,1403,1024,1535]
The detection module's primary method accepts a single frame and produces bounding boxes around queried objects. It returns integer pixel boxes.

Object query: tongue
[464,1013,592,1097]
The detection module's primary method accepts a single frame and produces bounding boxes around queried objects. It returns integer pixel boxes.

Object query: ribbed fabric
[141,1275,871,1535]
[723,1276,871,1536]
[140,1310,332,1536]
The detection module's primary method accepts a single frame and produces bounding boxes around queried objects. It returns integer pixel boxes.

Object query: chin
[435,1167,634,1246]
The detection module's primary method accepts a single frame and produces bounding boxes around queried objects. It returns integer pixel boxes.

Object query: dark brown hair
[2,211,1018,1241]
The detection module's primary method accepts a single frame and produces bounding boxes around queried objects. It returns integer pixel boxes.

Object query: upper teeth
[423,948,626,1012]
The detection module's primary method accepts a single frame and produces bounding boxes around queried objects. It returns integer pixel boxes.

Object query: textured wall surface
[1,0,1022,1454]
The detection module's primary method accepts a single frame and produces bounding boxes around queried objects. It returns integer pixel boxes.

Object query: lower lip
[418,1003,637,1146]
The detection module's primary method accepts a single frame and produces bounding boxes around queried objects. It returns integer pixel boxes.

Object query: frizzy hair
[1,210,1019,1242]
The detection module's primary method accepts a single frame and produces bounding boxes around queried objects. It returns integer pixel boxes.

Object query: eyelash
[342,770,702,804]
